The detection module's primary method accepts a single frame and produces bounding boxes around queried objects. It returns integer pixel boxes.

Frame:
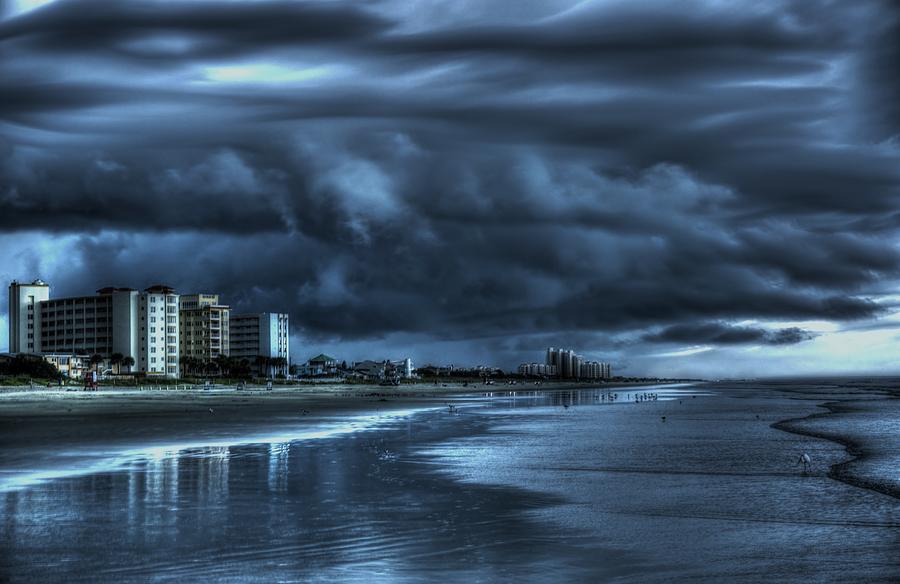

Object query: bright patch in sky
[10,0,54,15]
[650,346,714,358]
[204,64,337,84]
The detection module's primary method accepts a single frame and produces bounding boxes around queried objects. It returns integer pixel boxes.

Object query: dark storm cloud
[643,322,816,346]
[858,0,900,139]
[2,0,899,368]
[0,0,389,58]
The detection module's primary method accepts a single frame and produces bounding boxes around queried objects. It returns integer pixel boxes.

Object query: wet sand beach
[1,380,899,582]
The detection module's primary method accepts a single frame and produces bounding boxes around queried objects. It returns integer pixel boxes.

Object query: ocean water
[2,381,900,582]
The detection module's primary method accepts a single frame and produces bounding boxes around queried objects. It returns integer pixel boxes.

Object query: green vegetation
[0,354,62,384]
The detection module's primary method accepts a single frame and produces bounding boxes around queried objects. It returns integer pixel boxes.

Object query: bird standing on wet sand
[208,407,214,414]
[797,452,811,471]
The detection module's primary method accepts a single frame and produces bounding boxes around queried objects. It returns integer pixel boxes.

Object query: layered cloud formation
[2,0,900,375]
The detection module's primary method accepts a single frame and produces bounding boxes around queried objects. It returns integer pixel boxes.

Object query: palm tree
[180,355,198,377]
[254,355,268,378]
[213,353,230,377]
[272,357,288,377]
[122,356,135,373]
[226,356,239,377]
[236,358,251,379]
[89,353,104,372]
[110,353,124,375]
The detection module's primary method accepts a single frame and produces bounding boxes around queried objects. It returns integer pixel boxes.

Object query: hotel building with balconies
[230,312,290,377]
[7,280,180,378]
[179,294,230,361]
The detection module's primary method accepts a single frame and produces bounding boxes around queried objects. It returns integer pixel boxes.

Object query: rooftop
[145,284,176,294]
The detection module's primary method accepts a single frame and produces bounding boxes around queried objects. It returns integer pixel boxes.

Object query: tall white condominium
[138,285,180,378]
[8,279,50,353]
[179,294,230,361]
[230,313,290,376]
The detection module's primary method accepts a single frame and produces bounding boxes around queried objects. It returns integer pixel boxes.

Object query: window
[150,317,157,323]
[150,306,156,313]
[151,357,157,363]
[150,327,156,333]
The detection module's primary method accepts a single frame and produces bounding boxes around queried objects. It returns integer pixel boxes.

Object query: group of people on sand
[82,371,99,391]
[634,392,659,403]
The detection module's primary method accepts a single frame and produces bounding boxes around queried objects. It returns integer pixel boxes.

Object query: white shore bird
[797,452,811,471]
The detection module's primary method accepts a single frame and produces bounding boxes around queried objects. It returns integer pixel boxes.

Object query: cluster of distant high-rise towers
[518,348,611,379]
[545,347,610,379]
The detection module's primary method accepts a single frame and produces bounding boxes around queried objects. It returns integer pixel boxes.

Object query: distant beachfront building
[351,359,382,379]
[352,358,413,380]
[296,353,339,377]
[398,357,413,379]
[230,312,290,376]
[544,347,611,380]
[7,280,180,377]
[517,363,558,377]
[179,294,230,361]
[42,354,87,379]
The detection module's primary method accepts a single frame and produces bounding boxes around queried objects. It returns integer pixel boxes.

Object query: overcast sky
[2,0,900,377]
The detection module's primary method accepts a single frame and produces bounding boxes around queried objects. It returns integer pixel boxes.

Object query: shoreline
[0,377,700,392]
[771,397,900,501]
[0,380,686,416]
